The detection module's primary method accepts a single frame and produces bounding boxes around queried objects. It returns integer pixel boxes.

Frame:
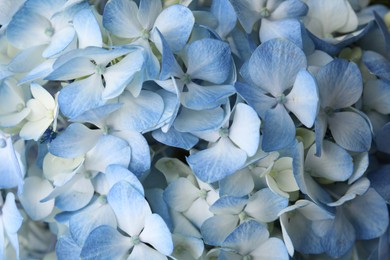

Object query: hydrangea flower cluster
[0,0,390,259]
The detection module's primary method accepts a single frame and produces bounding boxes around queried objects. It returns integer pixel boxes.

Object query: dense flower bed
[0,0,389,259]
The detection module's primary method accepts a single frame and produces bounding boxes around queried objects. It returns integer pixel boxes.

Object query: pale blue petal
[248,38,307,97]
[18,59,55,85]
[262,104,296,152]
[153,4,194,53]
[154,88,180,131]
[107,181,152,236]
[69,202,117,246]
[219,250,241,260]
[362,51,390,81]
[344,188,389,240]
[19,176,54,220]
[251,237,289,259]
[305,140,353,182]
[174,106,225,132]
[59,76,105,119]
[0,133,24,189]
[105,165,144,195]
[7,9,51,49]
[103,48,145,99]
[259,18,303,49]
[374,11,390,52]
[375,122,390,154]
[112,130,150,177]
[245,188,289,223]
[8,45,46,73]
[229,0,260,33]
[2,193,23,258]
[73,8,102,48]
[152,128,199,150]
[71,103,122,129]
[102,0,142,38]
[328,111,372,152]
[181,82,235,110]
[316,209,356,258]
[235,81,277,119]
[270,0,308,19]
[363,79,390,114]
[85,134,131,173]
[229,103,260,156]
[210,196,247,215]
[145,189,173,231]
[201,215,239,246]
[348,152,369,184]
[55,176,94,211]
[128,243,167,260]
[23,0,65,17]
[137,0,162,30]
[368,164,390,203]
[211,0,237,38]
[285,69,318,128]
[222,220,269,255]
[187,137,247,183]
[185,39,232,84]
[80,225,131,260]
[219,169,255,197]
[316,59,362,109]
[139,213,173,255]
[163,177,199,212]
[45,57,95,80]
[56,235,81,260]
[49,123,102,158]
[327,178,370,207]
[43,26,75,58]
[156,30,184,80]
[108,90,164,132]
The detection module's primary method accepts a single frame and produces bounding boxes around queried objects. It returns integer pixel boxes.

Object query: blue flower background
[0,0,390,259]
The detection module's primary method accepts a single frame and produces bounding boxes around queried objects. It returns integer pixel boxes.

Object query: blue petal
[362,50,390,81]
[2,193,23,258]
[201,215,239,246]
[7,9,51,49]
[259,18,303,49]
[210,0,237,38]
[363,79,390,114]
[163,177,200,212]
[219,168,254,197]
[102,0,142,38]
[174,106,225,132]
[85,134,131,173]
[271,0,308,19]
[80,225,131,259]
[210,196,247,215]
[222,220,269,255]
[139,213,173,255]
[368,164,390,203]
[184,38,232,84]
[374,11,390,53]
[262,104,296,152]
[156,30,184,80]
[108,90,164,132]
[316,59,362,109]
[247,38,307,97]
[55,177,94,211]
[129,243,167,260]
[8,45,46,73]
[73,8,102,48]
[328,111,372,152]
[107,181,152,236]
[137,0,162,30]
[58,76,105,119]
[105,164,144,195]
[112,130,150,177]
[229,103,260,157]
[45,57,95,80]
[375,122,390,154]
[187,137,247,183]
[181,82,235,110]
[235,81,277,119]
[153,4,194,53]
[344,188,389,240]
[152,128,199,150]
[56,235,81,260]
[285,69,318,128]
[229,0,260,33]
[69,201,117,246]
[49,123,102,158]
[305,140,353,182]
[0,133,24,189]
[42,26,75,58]
[145,189,173,231]
[71,103,122,129]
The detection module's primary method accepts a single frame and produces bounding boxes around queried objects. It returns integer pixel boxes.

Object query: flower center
[95,64,106,75]
[199,189,208,199]
[239,211,248,222]
[276,94,286,104]
[45,27,55,37]
[324,106,334,116]
[98,195,107,205]
[131,235,141,246]
[141,29,150,40]
[182,74,191,84]
[260,7,270,18]
[219,128,229,138]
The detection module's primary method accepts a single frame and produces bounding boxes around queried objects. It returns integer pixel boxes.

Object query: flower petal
[73,8,102,48]
[259,18,303,49]
[163,177,200,212]
[201,215,239,246]
[187,137,247,183]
